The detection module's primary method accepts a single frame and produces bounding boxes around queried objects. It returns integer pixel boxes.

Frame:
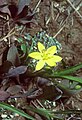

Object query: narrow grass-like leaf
[54,63,82,75]
[0,102,35,120]
[58,76,82,84]
[27,106,55,120]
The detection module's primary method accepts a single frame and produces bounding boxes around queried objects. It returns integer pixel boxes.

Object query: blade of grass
[58,75,82,84]
[0,102,35,120]
[53,63,82,75]
[27,106,63,120]
[41,73,82,84]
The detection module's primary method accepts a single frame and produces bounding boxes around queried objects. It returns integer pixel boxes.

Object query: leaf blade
[54,63,82,75]
[59,75,82,84]
[0,102,35,120]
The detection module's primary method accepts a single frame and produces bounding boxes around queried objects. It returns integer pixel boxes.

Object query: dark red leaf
[0,61,12,75]
[26,14,34,21]
[16,6,28,20]
[8,5,18,18]
[8,0,34,26]
[16,14,34,26]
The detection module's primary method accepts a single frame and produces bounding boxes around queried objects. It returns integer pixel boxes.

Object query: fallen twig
[66,0,82,19]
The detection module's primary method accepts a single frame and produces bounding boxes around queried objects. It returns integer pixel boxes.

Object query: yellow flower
[28,42,62,71]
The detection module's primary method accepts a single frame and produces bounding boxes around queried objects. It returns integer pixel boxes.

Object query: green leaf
[59,75,82,84]
[0,102,35,120]
[21,44,27,53]
[27,106,56,120]
[18,37,23,43]
[54,63,82,75]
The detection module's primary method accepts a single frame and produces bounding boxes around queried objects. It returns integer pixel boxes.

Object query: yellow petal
[52,55,62,62]
[28,52,42,59]
[36,60,45,71]
[45,59,56,66]
[38,42,45,52]
[46,46,57,55]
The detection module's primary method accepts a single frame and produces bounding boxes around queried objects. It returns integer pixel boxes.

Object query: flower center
[41,50,51,60]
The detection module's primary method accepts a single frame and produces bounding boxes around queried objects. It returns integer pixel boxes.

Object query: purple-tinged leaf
[7,45,20,66]
[7,85,22,95]
[18,0,31,14]
[6,66,27,77]
[16,6,28,19]
[8,4,18,18]
[0,90,10,101]
[0,0,10,15]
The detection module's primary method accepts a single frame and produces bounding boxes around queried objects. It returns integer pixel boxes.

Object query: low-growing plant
[0,31,82,119]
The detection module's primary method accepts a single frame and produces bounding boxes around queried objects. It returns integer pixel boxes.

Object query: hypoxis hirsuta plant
[27,37,82,90]
[17,31,82,86]
[17,31,62,69]
[30,42,82,98]
[0,33,82,120]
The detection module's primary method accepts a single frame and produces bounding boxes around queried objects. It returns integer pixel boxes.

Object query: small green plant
[16,31,82,119]
[0,31,82,120]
